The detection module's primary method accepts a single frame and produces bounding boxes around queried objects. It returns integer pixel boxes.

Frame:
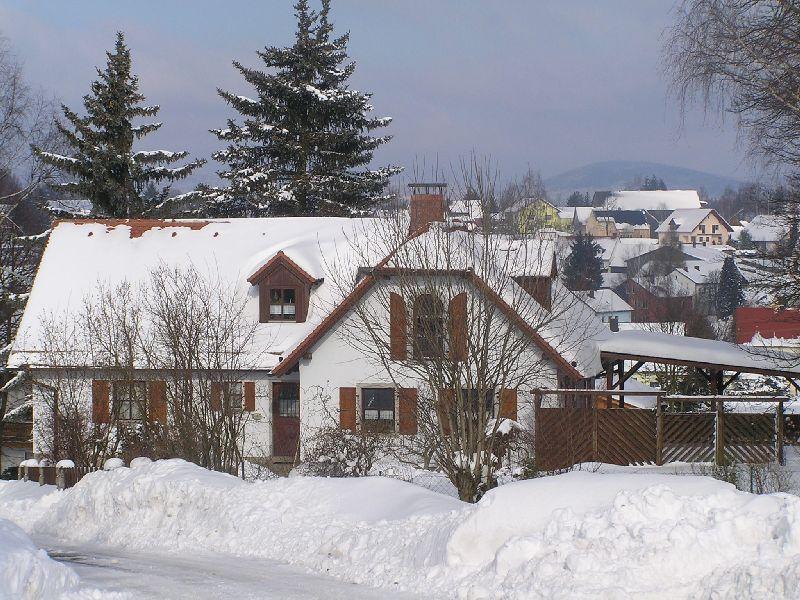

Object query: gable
[272,268,590,379]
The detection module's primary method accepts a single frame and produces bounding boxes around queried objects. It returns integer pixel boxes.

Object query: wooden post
[605,360,614,410]
[777,398,785,466]
[655,393,664,466]
[617,361,625,408]
[714,397,724,466]
[533,389,542,467]
[592,397,599,462]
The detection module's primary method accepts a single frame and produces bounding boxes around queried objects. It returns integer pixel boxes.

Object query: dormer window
[248,251,318,324]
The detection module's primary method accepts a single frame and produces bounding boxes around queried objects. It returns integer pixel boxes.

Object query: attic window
[247,251,316,324]
[270,288,297,320]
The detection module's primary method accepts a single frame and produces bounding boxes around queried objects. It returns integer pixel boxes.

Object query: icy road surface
[45,543,423,600]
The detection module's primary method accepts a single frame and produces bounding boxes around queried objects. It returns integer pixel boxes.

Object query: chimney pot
[609,315,619,332]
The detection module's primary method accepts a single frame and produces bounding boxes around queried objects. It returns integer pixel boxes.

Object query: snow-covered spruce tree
[208,0,400,217]
[34,32,204,217]
[716,255,744,318]
[562,232,603,291]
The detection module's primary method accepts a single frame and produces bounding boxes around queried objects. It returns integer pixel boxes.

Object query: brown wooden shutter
[398,388,418,435]
[389,292,407,360]
[243,382,256,412]
[148,381,167,424]
[449,293,468,362]
[339,387,357,431]
[210,382,223,411]
[499,388,518,421]
[438,388,454,435]
[91,380,110,424]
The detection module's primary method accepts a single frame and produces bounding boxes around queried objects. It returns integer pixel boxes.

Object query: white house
[578,289,633,324]
[668,259,724,315]
[740,214,785,252]
[7,193,606,466]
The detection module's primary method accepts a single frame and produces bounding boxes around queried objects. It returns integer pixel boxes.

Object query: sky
[0,1,757,190]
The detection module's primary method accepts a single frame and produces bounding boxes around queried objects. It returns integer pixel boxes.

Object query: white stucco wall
[296,280,559,452]
[26,369,278,460]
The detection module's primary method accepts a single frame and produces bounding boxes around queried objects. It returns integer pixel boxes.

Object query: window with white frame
[361,387,395,432]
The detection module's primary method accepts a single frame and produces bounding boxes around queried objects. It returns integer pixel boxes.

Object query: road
[44,542,422,600]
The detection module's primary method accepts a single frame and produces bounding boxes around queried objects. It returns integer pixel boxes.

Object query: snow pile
[1,460,799,598]
[448,472,800,598]
[0,517,80,599]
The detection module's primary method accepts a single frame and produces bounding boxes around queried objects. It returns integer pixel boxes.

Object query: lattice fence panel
[535,408,593,471]
[662,413,715,463]
[598,409,656,465]
[723,414,775,464]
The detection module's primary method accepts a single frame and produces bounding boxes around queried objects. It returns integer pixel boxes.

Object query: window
[413,294,445,359]
[462,388,495,418]
[275,382,299,417]
[269,288,297,321]
[362,387,395,432]
[712,224,719,233]
[222,382,243,411]
[699,224,706,234]
[112,381,147,421]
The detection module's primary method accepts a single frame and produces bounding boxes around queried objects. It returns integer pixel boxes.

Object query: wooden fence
[534,389,787,471]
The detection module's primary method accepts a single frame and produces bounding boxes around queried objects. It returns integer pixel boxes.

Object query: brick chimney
[408,182,446,235]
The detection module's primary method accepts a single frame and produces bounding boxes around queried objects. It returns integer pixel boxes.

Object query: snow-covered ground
[2,459,800,599]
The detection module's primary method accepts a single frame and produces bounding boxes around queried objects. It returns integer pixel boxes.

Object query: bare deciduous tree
[328,157,597,501]
[666,0,800,169]
[665,1,800,310]
[33,265,262,474]
[0,33,63,469]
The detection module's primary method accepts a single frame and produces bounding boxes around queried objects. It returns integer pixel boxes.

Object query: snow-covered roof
[593,237,659,269]
[680,243,732,261]
[604,190,702,211]
[672,259,723,285]
[579,289,632,315]
[600,272,626,290]
[599,330,800,375]
[12,218,604,379]
[654,208,731,234]
[744,214,785,242]
[556,206,593,224]
[9,218,383,370]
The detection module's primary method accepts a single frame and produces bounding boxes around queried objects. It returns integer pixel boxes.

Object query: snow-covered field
[1,459,800,599]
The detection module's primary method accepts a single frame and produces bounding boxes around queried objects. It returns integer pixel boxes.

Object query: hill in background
[544,160,743,200]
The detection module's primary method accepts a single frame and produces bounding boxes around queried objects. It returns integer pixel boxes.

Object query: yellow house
[655,208,732,246]
[512,198,571,233]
